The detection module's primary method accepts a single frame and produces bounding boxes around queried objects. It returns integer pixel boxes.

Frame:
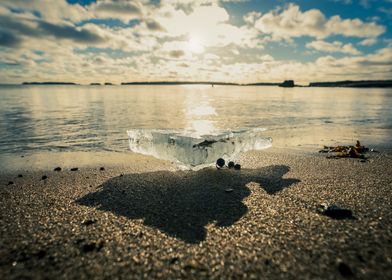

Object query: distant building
[279,80,295,87]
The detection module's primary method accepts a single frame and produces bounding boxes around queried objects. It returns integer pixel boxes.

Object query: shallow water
[0,84,391,156]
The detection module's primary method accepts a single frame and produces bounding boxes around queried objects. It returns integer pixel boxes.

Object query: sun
[188,35,205,54]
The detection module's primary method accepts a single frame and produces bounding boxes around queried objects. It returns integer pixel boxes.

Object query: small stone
[70,167,78,171]
[41,175,48,180]
[170,257,179,264]
[234,164,241,170]
[319,203,354,220]
[228,161,235,169]
[81,241,104,253]
[7,181,14,185]
[17,174,23,178]
[338,262,354,277]
[216,158,225,169]
[360,159,366,163]
[225,188,234,193]
[120,174,124,177]
[100,167,105,171]
[82,219,97,226]
[53,167,62,171]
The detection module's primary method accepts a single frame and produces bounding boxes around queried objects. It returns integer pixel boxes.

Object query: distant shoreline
[3,79,392,88]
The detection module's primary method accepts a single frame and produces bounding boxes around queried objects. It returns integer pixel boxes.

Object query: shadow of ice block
[127,128,272,169]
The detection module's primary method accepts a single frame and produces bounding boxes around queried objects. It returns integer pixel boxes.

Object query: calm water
[0,85,391,155]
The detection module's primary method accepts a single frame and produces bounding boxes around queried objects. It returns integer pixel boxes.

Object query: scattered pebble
[53,167,62,171]
[338,262,354,277]
[225,188,234,193]
[7,181,14,185]
[216,158,225,169]
[17,174,23,178]
[100,167,105,171]
[82,219,97,226]
[234,164,241,170]
[228,161,235,169]
[318,203,354,220]
[70,168,78,171]
[41,175,48,180]
[81,241,104,253]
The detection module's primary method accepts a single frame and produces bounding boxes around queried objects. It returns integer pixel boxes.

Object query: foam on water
[127,128,272,169]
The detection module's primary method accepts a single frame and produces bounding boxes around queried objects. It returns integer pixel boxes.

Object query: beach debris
[17,174,23,178]
[70,167,78,171]
[338,262,354,278]
[319,141,368,159]
[225,188,234,193]
[7,181,14,185]
[318,203,354,220]
[228,161,235,169]
[234,164,241,170]
[41,175,48,180]
[100,167,105,171]
[216,158,225,169]
[82,219,97,226]
[53,167,62,171]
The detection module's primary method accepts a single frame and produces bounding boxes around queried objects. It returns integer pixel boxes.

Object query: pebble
[70,168,78,171]
[225,188,234,193]
[42,175,48,180]
[319,203,354,220]
[216,158,225,169]
[17,174,23,178]
[338,262,354,277]
[82,219,97,226]
[54,167,62,171]
[228,161,235,169]
[234,164,241,170]
[7,181,14,185]
[100,167,105,171]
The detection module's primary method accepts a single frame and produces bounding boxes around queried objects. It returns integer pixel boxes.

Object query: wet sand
[0,148,391,279]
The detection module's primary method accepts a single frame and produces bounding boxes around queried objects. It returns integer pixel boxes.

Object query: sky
[0,0,391,84]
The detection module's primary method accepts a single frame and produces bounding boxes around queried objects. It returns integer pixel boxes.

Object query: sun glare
[188,35,205,54]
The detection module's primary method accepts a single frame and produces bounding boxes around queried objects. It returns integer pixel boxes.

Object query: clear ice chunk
[127,128,272,169]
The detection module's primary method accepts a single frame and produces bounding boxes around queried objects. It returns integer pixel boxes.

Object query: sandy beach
[1,147,391,279]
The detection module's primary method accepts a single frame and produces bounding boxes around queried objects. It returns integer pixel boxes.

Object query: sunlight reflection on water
[0,84,391,154]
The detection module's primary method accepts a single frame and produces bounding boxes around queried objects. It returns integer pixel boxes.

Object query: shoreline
[1,148,391,279]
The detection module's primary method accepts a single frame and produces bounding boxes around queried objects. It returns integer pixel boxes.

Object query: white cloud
[252,4,385,40]
[306,40,361,55]
[359,38,377,46]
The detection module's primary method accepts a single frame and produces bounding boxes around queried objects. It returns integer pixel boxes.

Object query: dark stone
[170,257,179,264]
[81,241,103,253]
[319,204,355,220]
[7,181,14,185]
[338,262,354,277]
[234,164,241,170]
[228,161,235,169]
[216,158,225,169]
[82,219,97,226]
[70,168,78,171]
[35,250,46,259]
[17,174,23,178]
[264,259,270,265]
[41,175,48,180]
[100,167,105,171]
[53,167,62,171]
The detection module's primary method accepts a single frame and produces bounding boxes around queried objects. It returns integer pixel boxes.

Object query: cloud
[306,40,361,55]
[169,50,185,58]
[359,38,377,46]
[251,4,385,40]
[0,29,21,47]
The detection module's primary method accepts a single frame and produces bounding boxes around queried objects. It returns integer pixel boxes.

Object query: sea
[0,84,391,164]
